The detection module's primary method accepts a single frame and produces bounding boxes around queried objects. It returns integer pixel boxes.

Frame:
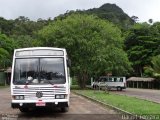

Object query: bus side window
[106,78,109,82]
[109,78,113,82]
[101,78,105,82]
[114,78,117,82]
[98,78,102,82]
[104,78,107,82]
[120,78,123,82]
[117,78,120,82]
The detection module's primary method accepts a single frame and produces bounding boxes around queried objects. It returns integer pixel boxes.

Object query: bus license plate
[36,101,46,106]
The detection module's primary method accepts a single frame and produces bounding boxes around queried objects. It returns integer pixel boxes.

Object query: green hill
[56,3,135,30]
[86,3,134,29]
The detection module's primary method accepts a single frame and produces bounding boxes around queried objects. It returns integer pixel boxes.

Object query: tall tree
[131,16,139,22]
[38,13,131,88]
[0,17,14,36]
[148,19,153,24]
[12,35,37,48]
[0,33,15,69]
[125,23,160,76]
[144,55,160,78]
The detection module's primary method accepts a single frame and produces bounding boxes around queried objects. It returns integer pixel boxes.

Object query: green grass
[0,85,9,88]
[71,85,81,90]
[74,90,160,115]
[70,85,91,90]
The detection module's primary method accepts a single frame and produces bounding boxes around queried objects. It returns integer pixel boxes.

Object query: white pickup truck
[91,76,126,91]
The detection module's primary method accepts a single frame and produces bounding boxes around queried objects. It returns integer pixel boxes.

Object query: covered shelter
[127,77,155,89]
[4,67,12,85]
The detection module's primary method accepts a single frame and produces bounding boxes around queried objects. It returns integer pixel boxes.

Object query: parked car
[91,76,126,91]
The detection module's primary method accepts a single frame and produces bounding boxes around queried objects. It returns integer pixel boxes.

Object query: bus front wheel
[19,107,29,112]
[61,107,69,112]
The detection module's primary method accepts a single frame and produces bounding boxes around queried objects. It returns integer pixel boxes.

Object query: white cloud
[0,0,160,22]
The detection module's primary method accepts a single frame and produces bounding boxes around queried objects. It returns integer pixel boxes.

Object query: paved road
[112,88,160,103]
[0,87,123,120]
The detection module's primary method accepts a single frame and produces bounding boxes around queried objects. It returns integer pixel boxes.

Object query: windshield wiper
[46,80,54,86]
[24,80,30,89]
[41,79,54,86]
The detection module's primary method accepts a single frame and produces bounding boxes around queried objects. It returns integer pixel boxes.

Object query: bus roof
[14,47,66,52]
[14,47,67,57]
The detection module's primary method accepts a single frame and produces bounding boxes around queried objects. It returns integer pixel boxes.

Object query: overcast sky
[0,0,160,22]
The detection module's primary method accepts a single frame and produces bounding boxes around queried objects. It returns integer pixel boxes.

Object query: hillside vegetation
[0,3,160,87]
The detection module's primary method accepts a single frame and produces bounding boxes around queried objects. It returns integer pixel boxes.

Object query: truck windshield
[13,58,65,85]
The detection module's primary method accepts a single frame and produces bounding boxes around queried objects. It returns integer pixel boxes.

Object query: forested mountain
[0,3,160,79]
[0,3,134,37]
[0,16,51,36]
[56,3,135,30]
[86,3,135,29]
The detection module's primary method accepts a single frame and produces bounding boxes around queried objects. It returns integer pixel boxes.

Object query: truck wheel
[19,107,29,112]
[117,87,122,91]
[93,85,97,89]
[61,107,69,112]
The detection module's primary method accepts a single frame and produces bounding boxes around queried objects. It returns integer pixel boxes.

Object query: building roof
[127,77,155,82]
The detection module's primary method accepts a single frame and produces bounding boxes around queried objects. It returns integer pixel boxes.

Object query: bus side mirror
[67,59,71,67]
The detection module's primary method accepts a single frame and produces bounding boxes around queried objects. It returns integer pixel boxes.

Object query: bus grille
[13,86,67,100]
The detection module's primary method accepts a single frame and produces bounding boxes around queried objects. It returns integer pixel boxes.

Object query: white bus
[10,47,71,112]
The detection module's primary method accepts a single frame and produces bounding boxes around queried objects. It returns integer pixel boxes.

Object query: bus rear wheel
[117,87,122,91]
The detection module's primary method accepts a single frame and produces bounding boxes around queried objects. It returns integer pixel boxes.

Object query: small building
[127,77,156,89]
[0,72,6,85]
[4,67,12,85]
[0,67,12,85]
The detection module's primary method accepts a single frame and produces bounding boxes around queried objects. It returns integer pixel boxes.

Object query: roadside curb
[72,91,146,120]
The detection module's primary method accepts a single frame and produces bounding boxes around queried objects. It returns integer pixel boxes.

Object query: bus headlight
[13,95,24,100]
[55,95,65,99]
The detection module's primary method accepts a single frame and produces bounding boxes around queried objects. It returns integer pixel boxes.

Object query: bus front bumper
[11,99,69,108]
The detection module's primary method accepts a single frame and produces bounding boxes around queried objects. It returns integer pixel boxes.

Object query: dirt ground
[0,87,124,120]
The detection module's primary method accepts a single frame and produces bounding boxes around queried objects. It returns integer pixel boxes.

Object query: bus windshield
[13,58,65,85]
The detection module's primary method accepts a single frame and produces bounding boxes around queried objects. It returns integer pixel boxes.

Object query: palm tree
[144,55,160,78]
